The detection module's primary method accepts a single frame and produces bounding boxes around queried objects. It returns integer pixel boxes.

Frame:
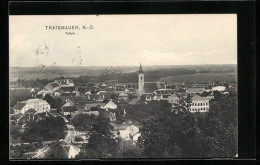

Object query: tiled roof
[157,82,166,89]
[44,82,59,91]
[154,90,170,95]
[188,88,206,93]
[162,95,169,98]
[192,95,209,101]
[169,93,178,98]
[63,106,77,112]
[70,96,89,103]
[60,87,75,93]
[13,103,26,110]
[24,109,37,114]
[84,103,106,110]
[21,98,46,104]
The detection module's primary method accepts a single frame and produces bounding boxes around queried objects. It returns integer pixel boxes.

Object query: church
[138,63,166,96]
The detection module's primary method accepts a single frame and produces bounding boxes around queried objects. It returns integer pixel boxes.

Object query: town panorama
[9,15,237,159]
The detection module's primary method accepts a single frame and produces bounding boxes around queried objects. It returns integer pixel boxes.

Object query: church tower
[138,63,145,95]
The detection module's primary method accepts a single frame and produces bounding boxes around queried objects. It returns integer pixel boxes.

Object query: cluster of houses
[137,64,231,113]
[11,64,236,148]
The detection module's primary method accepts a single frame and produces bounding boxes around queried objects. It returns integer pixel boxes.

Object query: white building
[13,98,51,114]
[68,145,80,159]
[211,86,226,92]
[54,79,74,87]
[118,125,141,143]
[190,95,210,113]
[103,100,117,110]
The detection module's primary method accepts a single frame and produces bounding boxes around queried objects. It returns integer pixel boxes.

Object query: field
[9,64,237,82]
[164,72,237,83]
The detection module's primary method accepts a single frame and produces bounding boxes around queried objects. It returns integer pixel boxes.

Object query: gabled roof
[188,88,206,93]
[154,90,170,95]
[157,82,166,89]
[24,109,37,114]
[44,82,60,91]
[63,106,77,112]
[21,98,47,104]
[192,95,209,101]
[84,103,106,110]
[169,93,179,98]
[162,95,169,99]
[34,112,51,120]
[70,96,89,103]
[129,126,140,137]
[60,87,75,93]
[104,100,117,108]
[13,103,26,110]
[77,87,92,95]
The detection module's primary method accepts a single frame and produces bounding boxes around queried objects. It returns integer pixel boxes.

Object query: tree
[43,94,54,107]
[76,115,117,158]
[44,141,68,159]
[71,113,96,131]
[137,114,170,158]
[21,116,67,142]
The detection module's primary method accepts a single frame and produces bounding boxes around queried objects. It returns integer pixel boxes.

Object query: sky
[9,14,237,67]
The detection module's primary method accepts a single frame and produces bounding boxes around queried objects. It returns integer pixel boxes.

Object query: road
[32,147,49,159]
[64,124,76,144]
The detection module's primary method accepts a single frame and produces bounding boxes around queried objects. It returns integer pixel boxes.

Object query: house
[62,106,78,116]
[153,89,170,96]
[143,93,154,101]
[32,112,54,122]
[103,100,117,110]
[190,95,210,113]
[187,87,206,94]
[116,124,141,143]
[84,111,100,116]
[68,145,81,159]
[54,79,74,87]
[59,86,79,96]
[77,87,92,95]
[211,86,226,92]
[38,82,60,96]
[153,94,169,101]
[207,92,214,100]
[128,97,140,105]
[118,93,129,101]
[116,85,126,91]
[168,93,180,105]
[84,103,106,111]
[13,99,50,114]
[62,99,75,108]
[192,82,212,88]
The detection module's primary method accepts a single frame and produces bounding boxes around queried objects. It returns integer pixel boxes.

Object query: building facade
[190,95,210,113]
[13,99,51,114]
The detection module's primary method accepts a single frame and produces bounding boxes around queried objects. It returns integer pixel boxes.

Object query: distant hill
[9,64,237,82]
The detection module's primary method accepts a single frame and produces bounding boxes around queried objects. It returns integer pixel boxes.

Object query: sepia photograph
[9,14,238,159]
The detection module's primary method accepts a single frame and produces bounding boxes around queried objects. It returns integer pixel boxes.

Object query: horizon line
[10,63,237,68]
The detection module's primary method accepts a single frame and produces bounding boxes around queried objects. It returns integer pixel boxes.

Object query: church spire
[139,63,144,73]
